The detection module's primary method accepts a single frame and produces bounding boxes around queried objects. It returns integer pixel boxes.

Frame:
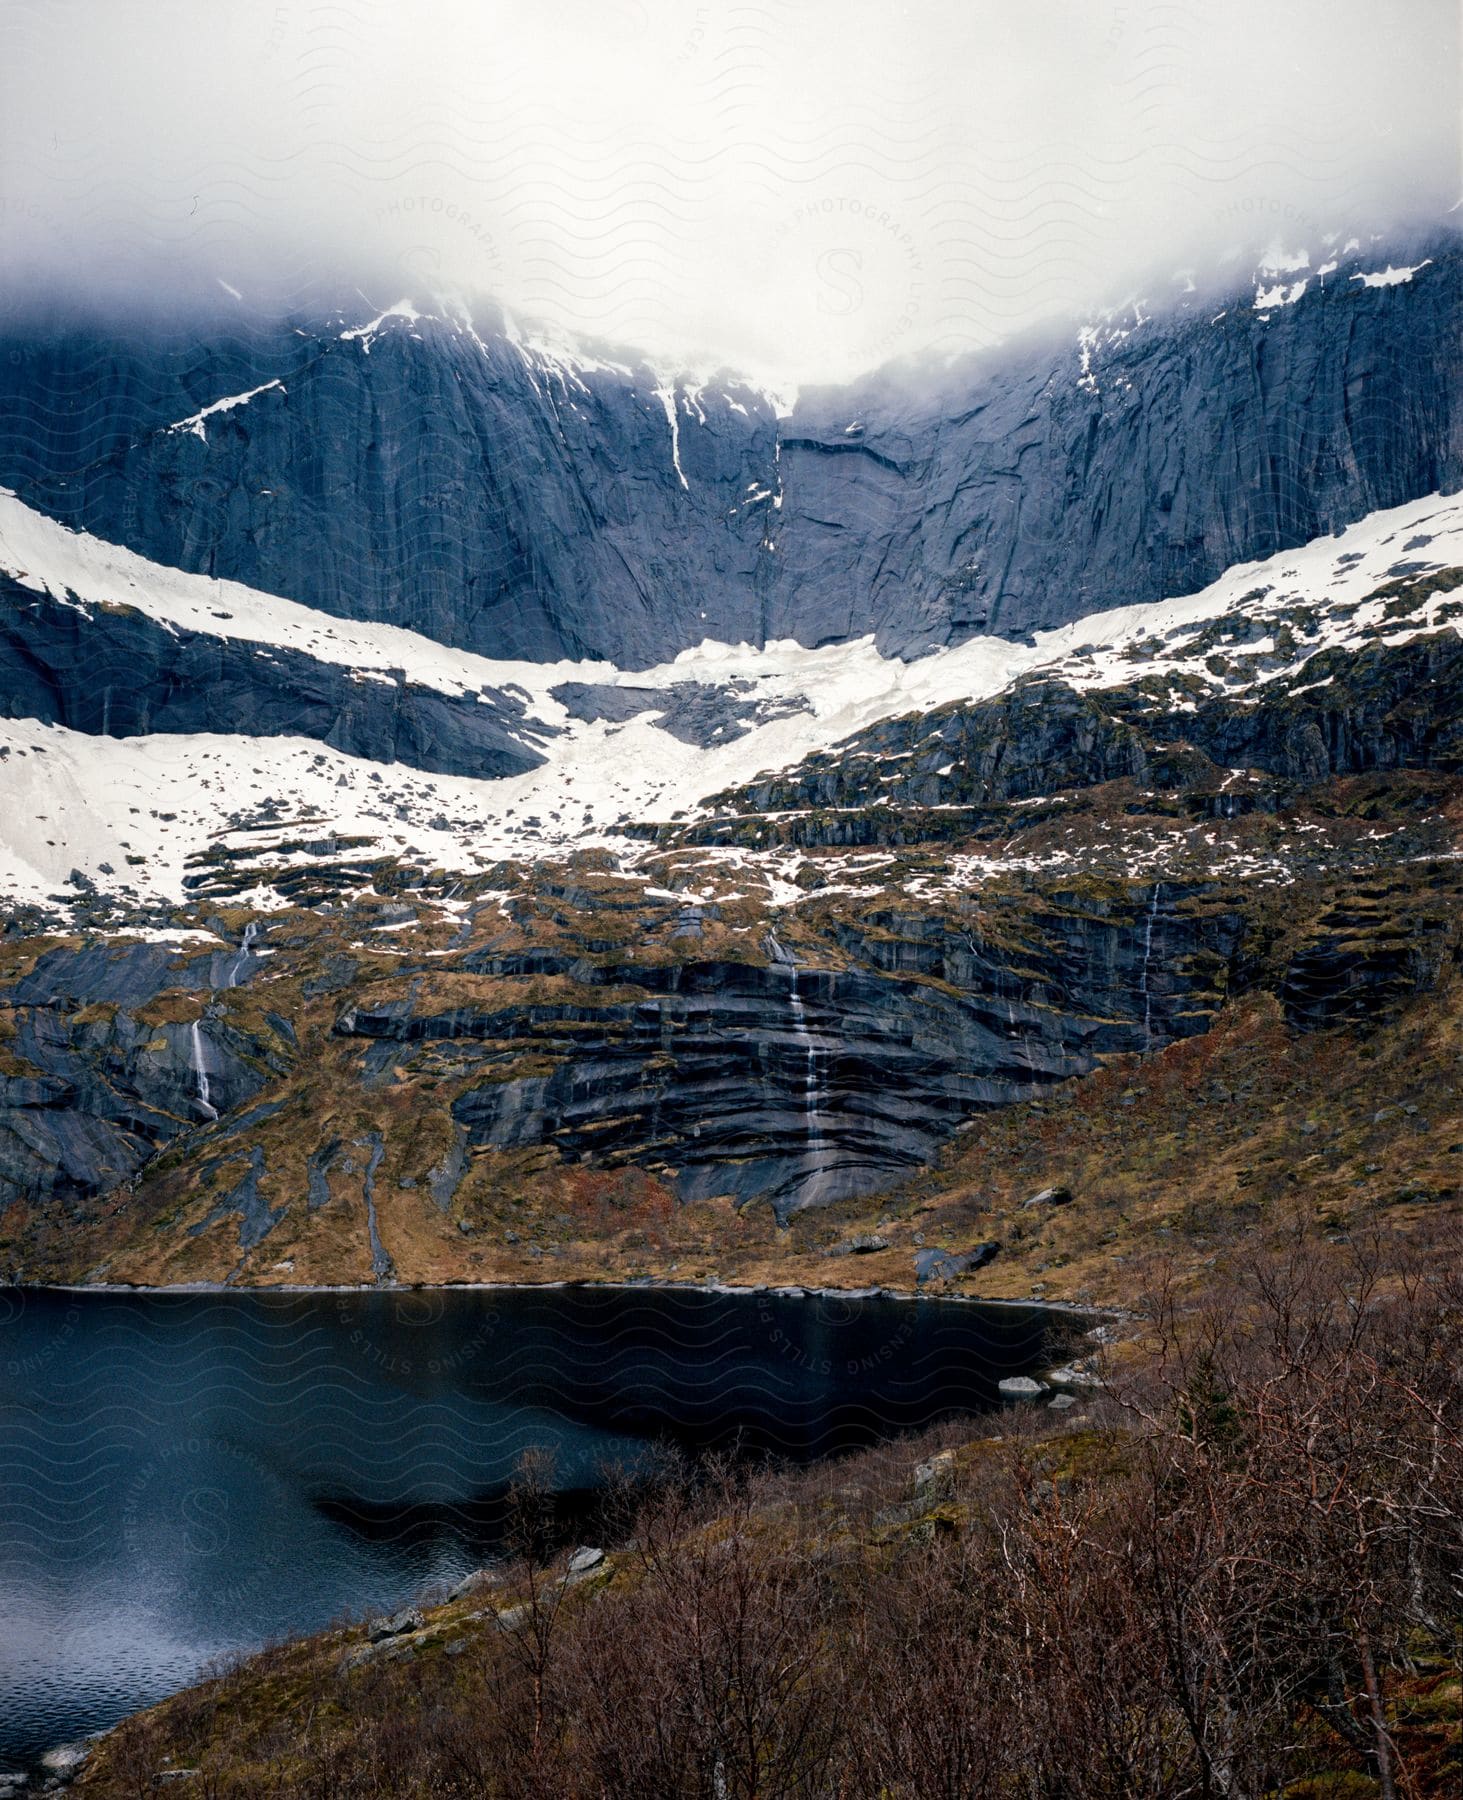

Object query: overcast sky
[1,0,1457,383]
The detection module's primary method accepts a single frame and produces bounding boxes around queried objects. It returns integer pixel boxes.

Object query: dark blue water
[0,1284,1060,1771]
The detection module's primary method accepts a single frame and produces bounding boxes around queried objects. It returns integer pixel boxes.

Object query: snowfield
[0,487,1459,912]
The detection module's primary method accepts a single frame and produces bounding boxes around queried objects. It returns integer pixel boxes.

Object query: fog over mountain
[1,0,1456,382]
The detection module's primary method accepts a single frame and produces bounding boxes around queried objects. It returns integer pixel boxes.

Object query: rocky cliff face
[774,244,1461,651]
[4,806,1457,1281]
[5,615,1460,1256]
[2,529,1462,1255]
[0,860,1245,1225]
[0,233,1456,667]
[0,299,781,667]
[332,889,1243,1226]
[0,940,277,1208]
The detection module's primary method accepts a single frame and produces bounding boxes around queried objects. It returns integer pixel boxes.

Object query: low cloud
[1,0,1456,382]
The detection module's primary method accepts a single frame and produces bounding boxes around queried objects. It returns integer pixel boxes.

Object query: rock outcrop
[0,940,277,1207]
[0,872,1248,1223]
[693,631,1463,845]
[0,297,780,668]
[0,576,548,780]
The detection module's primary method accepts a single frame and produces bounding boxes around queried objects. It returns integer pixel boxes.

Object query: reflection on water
[0,1284,1060,1770]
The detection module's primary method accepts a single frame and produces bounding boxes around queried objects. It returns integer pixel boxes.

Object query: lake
[0,1284,1067,1772]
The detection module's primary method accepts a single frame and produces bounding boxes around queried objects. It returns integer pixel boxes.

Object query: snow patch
[340,300,423,350]
[1254,280,1306,312]
[652,385,689,489]
[1350,260,1433,288]
[166,380,285,441]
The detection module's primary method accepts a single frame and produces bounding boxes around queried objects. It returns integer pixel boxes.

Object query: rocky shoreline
[13,1275,1115,1317]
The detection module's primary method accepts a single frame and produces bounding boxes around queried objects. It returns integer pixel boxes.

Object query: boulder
[998,1376,1049,1402]
[445,1567,497,1602]
[914,1242,1000,1284]
[827,1234,890,1257]
[1021,1185,1074,1210]
[366,1606,423,1644]
[40,1742,90,1782]
[911,1449,956,1501]
[1046,1362,1104,1389]
[566,1545,606,1579]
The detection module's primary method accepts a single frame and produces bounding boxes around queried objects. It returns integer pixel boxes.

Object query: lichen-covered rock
[911,1450,956,1500]
[914,1244,1000,1284]
[1279,875,1463,1030]
[366,1607,423,1644]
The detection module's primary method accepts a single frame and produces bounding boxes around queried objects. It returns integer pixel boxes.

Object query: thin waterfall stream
[778,949,829,1200]
[226,919,260,989]
[1140,883,1162,1049]
[189,1020,217,1120]
[788,968,823,1139]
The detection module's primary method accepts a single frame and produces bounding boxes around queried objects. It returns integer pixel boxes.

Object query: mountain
[0,229,1458,1278]
[0,233,1456,668]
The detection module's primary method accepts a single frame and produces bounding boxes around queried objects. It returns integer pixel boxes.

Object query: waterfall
[769,936,830,1195]
[784,964,827,1190]
[789,970,823,1126]
[189,1021,218,1120]
[1140,883,1162,1049]
[226,920,259,990]
[1001,992,1036,1093]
